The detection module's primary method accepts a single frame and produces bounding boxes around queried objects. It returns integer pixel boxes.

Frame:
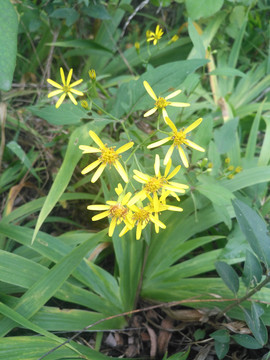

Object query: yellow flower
[47,67,84,108]
[89,69,96,80]
[87,184,133,237]
[134,42,140,50]
[143,81,190,121]
[81,100,89,109]
[147,25,164,45]
[235,166,242,173]
[147,117,205,168]
[129,154,189,207]
[168,34,179,44]
[79,131,134,183]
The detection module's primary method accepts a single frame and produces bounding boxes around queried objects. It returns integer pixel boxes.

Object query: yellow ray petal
[55,93,67,108]
[91,163,106,183]
[147,137,171,149]
[164,158,172,177]
[48,89,63,98]
[115,183,123,196]
[70,79,83,87]
[66,68,73,86]
[108,217,117,237]
[143,81,157,100]
[184,118,203,134]
[169,102,190,107]
[164,145,175,165]
[133,175,147,184]
[114,160,128,183]
[119,225,131,237]
[116,142,134,154]
[166,165,181,180]
[89,131,105,149]
[165,117,178,133]
[87,204,110,211]
[60,67,66,85]
[136,222,142,240]
[168,181,189,189]
[184,139,205,152]
[178,146,189,168]
[154,154,160,176]
[92,210,110,221]
[128,191,145,206]
[47,79,63,89]
[166,205,183,212]
[67,92,77,105]
[144,107,157,117]
[133,170,150,181]
[162,108,169,123]
[81,159,102,175]
[149,214,166,229]
[70,88,84,96]
[165,89,181,100]
[164,184,186,193]
[79,145,101,153]
[122,192,132,205]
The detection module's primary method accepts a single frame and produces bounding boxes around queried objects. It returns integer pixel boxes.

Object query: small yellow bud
[225,157,230,164]
[208,162,213,169]
[227,174,234,180]
[89,69,96,80]
[227,165,234,171]
[235,166,243,173]
[168,34,179,44]
[135,42,140,50]
[81,100,89,109]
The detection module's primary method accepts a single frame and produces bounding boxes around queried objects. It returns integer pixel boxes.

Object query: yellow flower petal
[133,170,150,181]
[116,142,134,154]
[136,222,142,240]
[164,184,186,193]
[60,67,66,86]
[91,163,106,183]
[108,217,117,237]
[166,205,183,212]
[184,139,205,152]
[147,137,171,149]
[133,175,147,184]
[149,214,166,229]
[165,89,181,100]
[48,89,63,98]
[67,92,77,105]
[168,181,189,189]
[114,160,128,183]
[162,108,169,123]
[89,131,105,149]
[87,204,110,211]
[70,88,84,96]
[119,225,130,237]
[115,183,123,196]
[169,102,190,107]
[92,210,110,221]
[47,78,63,89]
[184,118,203,134]
[79,145,101,153]
[143,81,157,100]
[55,93,67,108]
[66,68,73,86]
[164,145,175,165]
[128,191,145,206]
[70,79,83,87]
[178,146,189,168]
[166,165,181,180]
[144,107,157,117]
[164,158,172,177]
[165,117,178,133]
[122,192,132,205]
[154,154,160,176]
[81,159,102,175]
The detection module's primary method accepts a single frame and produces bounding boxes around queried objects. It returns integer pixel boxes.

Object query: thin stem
[216,274,270,320]
[133,243,149,310]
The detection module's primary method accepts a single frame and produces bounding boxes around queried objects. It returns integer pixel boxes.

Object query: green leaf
[210,67,246,77]
[232,199,270,268]
[232,334,263,349]
[245,101,264,160]
[49,8,79,26]
[188,18,205,58]
[0,0,18,91]
[214,118,239,154]
[196,176,234,206]
[166,349,190,360]
[83,4,111,20]
[243,250,262,287]
[186,0,224,20]
[32,120,110,243]
[258,116,270,166]
[28,103,89,125]
[214,340,229,360]
[210,329,230,343]
[244,305,268,346]
[215,261,239,295]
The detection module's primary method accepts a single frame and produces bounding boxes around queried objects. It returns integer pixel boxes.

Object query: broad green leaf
[28,104,89,125]
[48,39,112,53]
[258,116,270,166]
[232,199,270,268]
[232,334,263,349]
[214,340,229,360]
[244,305,268,346]
[166,349,190,360]
[214,118,239,154]
[245,101,264,160]
[188,18,205,59]
[215,261,239,295]
[196,176,234,206]
[210,329,230,343]
[111,59,208,118]
[210,67,246,77]
[49,8,79,26]
[83,4,111,19]
[0,0,18,91]
[32,120,111,243]
[243,250,262,287]
[186,0,224,20]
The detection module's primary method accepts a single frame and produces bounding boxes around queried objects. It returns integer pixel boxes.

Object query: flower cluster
[76,79,205,240]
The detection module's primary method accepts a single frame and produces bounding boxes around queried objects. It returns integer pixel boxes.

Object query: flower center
[155,97,169,109]
[100,146,119,165]
[144,176,165,193]
[109,204,128,219]
[133,209,150,223]
[63,85,71,93]
[173,130,186,146]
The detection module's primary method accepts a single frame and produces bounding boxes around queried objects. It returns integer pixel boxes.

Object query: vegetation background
[0,0,270,359]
